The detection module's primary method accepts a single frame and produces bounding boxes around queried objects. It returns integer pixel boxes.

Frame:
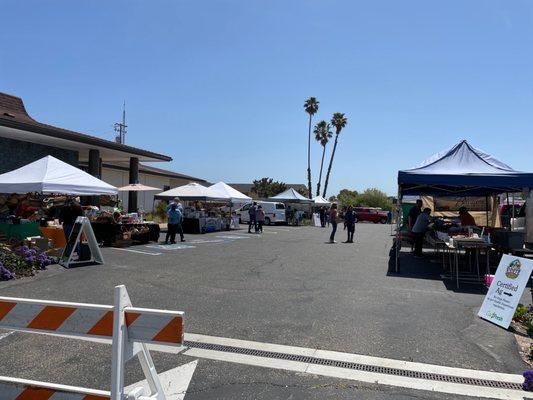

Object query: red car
[353,207,388,223]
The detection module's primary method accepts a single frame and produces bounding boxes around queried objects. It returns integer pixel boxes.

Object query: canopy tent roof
[0,155,117,195]
[155,182,230,202]
[118,183,161,192]
[209,181,251,203]
[398,140,533,196]
[313,195,331,205]
[269,188,313,203]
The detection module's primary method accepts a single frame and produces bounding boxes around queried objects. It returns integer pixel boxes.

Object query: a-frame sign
[59,216,104,268]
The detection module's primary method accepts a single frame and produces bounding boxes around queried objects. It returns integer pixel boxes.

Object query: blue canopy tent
[394,140,533,273]
[398,140,533,196]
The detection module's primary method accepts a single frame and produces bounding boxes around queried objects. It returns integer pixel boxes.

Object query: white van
[236,201,286,225]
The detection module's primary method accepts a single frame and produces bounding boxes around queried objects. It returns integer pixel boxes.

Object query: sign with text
[478,254,533,328]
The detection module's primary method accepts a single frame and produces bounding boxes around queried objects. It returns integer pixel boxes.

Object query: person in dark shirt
[318,206,326,227]
[59,198,83,242]
[408,199,423,232]
[343,205,356,243]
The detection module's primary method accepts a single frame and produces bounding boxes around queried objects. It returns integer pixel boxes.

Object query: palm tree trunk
[316,145,326,197]
[322,134,339,198]
[307,114,312,198]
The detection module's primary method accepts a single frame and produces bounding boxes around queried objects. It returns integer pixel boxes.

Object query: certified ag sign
[505,259,522,280]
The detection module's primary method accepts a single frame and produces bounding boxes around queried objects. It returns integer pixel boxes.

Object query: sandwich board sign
[478,254,533,329]
[59,216,103,268]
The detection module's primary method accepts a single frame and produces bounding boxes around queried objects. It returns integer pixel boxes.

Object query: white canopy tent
[155,182,230,202]
[269,188,313,203]
[118,183,161,192]
[209,182,251,204]
[313,195,331,205]
[0,156,117,195]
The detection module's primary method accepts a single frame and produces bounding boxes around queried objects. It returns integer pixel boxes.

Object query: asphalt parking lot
[0,223,527,399]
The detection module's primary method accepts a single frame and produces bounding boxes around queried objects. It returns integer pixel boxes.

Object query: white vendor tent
[0,155,117,195]
[269,188,313,203]
[313,195,331,205]
[209,182,251,204]
[118,183,161,192]
[155,182,230,202]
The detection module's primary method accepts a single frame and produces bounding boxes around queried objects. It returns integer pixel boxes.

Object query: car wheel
[380,217,387,224]
[265,217,271,226]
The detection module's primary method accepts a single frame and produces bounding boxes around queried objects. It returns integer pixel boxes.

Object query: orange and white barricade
[0,285,184,400]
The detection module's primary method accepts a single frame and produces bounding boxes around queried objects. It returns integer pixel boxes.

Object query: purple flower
[0,262,15,280]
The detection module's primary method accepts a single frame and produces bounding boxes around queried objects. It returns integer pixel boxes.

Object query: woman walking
[329,203,338,243]
[256,205,265,233]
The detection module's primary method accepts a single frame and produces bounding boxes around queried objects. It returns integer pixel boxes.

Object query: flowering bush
[0,261,15,280]
[0,244,54,281]
[523,370,533,391]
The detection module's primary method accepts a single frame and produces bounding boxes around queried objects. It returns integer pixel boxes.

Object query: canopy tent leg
[485,196,489,226]
[395,187,402,274]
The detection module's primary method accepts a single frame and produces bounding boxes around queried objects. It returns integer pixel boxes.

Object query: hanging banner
[478,254,533,328]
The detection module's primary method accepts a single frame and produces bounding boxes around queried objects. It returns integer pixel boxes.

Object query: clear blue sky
[2,1,533,196]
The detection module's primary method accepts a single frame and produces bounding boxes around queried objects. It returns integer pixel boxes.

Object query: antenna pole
[114,101,127,144]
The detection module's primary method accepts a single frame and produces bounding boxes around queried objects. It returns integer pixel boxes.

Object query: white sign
[478,254,533,328]
[313,213,321,227]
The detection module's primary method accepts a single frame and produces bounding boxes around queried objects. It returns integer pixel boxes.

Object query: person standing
[165,203,183,244]
[329,203,338,243]
[412,208,431,258]
[248,202,257,233]
[319,206,326,227]
[343,205,356,243]
[408,199,423,232]
[256,205,265,233]
[59,198,83,242]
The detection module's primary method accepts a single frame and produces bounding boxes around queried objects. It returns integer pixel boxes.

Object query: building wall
[100,167,197,212]
[0,137,79,174]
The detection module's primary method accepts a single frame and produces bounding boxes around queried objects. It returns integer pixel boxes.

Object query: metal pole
[485,196,489,227]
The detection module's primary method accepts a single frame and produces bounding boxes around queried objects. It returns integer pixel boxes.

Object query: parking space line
[109,248,161,256]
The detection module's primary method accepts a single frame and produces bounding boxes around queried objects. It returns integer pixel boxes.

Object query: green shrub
[514,304,528,322]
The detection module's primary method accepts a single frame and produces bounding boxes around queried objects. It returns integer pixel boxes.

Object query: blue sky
[1,1,533,196]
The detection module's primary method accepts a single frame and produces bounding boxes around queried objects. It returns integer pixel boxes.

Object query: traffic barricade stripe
[27,306,76,331]
[86,311,114,337]
[0,299,184,345]
[15,387,55,400]
[0,301,16,320]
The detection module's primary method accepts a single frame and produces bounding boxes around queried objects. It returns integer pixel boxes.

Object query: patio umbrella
[118,183,161,192]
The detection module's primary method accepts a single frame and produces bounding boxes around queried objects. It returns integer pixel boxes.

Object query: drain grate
[183,340,522,391]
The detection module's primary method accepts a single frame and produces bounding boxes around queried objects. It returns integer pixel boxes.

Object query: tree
[295,187,309,197]
[322,112,347,198]
[313,120,333,197]
[251,178,287,198]
[357,188,393,211]
[337,189,359,207]
[304,97,319,199]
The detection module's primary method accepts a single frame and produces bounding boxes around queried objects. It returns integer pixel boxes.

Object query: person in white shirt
[412,208,432,258]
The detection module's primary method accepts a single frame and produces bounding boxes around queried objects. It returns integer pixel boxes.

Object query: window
[276,203,285,210]
[242,204,250,211]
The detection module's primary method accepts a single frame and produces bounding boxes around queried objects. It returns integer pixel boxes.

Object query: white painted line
[0,331,14,341]
[216,235,251,240]
[185,333,522,384]
[109,248,161,256]
[6,330,525,399]
[262,231,278,234]
[146,244,196,250]
[125,360,197,400]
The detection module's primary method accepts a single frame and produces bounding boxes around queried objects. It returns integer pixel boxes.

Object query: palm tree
[314,120,332,197]
[322,112,347,198]
[304,97,319,199]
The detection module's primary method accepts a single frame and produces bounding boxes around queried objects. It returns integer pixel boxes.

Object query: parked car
[353,207,388,224]
[236,201,286,225]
